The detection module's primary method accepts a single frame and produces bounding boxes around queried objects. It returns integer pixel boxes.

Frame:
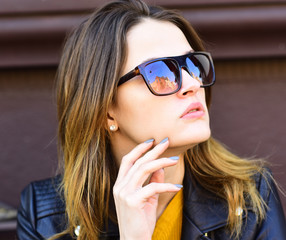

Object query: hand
[113,138,181,240]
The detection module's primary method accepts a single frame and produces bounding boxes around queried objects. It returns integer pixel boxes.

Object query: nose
[176,68,201,97]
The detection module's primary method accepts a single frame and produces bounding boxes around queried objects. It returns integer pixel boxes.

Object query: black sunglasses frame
[118,51,215,96]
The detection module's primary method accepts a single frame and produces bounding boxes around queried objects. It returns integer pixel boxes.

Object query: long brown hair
[55,0,265,239]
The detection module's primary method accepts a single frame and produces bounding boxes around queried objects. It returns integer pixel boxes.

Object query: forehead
[123,18,193,74]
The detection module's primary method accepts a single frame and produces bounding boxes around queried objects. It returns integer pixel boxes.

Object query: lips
[180,102,205,119]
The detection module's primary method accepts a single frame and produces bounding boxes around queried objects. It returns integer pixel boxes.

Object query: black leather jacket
[17,170,286,240]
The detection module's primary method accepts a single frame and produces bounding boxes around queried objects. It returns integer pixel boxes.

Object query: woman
[17,0,286,239]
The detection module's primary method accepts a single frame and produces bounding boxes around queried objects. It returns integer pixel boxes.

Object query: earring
[109,125,117,131]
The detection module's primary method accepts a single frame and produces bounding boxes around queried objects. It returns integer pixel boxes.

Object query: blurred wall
[0,0,286,236]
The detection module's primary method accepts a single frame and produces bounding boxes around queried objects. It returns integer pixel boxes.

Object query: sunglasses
[118,51,215,96]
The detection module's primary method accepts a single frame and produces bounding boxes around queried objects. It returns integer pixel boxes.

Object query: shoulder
[253,168,281,203]
[17,176,69,239]
[20,176,65,219]
[251,168,286,238]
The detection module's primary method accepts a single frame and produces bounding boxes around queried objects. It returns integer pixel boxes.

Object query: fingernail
[160,137,168,144]
[175,184,183,188]
[145,138,154,143]
[169,156,179,161]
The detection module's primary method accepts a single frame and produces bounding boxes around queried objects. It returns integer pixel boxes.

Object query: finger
[136,138,170,167]
[149,168,164,185]
[127,157,178,188]
[124,138,170,181]
[117,139,154,180]
[135,182,182,202]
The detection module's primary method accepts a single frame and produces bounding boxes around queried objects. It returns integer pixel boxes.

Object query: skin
[108,18,211,240]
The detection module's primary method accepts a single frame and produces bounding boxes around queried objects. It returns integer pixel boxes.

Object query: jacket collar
[181,168,249,239]
[181,170,229,239]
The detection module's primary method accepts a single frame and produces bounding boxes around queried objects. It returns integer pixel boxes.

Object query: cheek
[198,88,207,104]
[114,87,159,138]
[116,84,151,119]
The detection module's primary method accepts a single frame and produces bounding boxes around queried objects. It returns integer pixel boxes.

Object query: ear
[107,108,118,132]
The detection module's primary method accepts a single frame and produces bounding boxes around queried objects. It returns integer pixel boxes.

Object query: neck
[156,154,185,219]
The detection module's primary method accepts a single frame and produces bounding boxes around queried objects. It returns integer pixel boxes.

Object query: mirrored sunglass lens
[144,60,179,94]
[186,55,211,85]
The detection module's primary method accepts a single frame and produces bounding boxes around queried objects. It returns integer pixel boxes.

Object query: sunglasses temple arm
[118,68,140,86]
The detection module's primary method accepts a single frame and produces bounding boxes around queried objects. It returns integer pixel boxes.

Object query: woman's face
[109,18,211,154]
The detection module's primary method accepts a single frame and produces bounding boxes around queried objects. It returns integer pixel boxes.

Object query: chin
[194,127,211,143]
[170,127,211,149]
[188,132,211,148]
